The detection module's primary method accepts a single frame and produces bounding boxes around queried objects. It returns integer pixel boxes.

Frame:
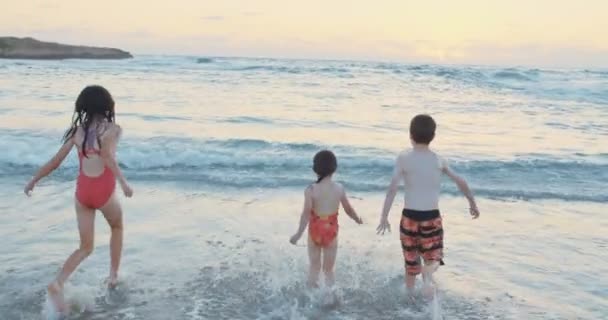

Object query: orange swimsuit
[75,149,116,209]
[308,210,339,247]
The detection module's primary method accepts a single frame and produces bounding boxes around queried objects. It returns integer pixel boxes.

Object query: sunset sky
[2,0,607,67]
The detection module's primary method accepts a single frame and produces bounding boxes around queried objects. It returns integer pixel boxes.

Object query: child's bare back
[309,180,343,216]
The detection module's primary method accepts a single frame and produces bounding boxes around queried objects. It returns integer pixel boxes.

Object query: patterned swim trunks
[400,209,444,275]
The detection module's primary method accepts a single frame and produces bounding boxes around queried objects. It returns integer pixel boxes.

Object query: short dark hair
[313,150,337,183]
[409,114,436,144]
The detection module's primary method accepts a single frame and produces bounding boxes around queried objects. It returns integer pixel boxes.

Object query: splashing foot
[47,281,67,316]
[107,273,119,289]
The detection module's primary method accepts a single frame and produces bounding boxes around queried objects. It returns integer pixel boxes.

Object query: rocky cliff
[0,37,132,60]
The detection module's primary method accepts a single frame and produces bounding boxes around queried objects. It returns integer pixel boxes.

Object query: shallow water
[1,186,606,319]
[0,57,606,319]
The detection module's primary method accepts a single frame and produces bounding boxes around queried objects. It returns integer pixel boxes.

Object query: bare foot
[107,274,119,289]
[407,293,416,304]
[422,282,436,299]
[405,287,417,304]
[47,281,67,315]
[322,289,339,308]
[307,279,320,289]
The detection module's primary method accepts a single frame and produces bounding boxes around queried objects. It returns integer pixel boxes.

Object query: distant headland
[0,37,132,60]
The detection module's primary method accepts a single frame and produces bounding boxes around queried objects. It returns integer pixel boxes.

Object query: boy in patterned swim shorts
[376,114,480,297]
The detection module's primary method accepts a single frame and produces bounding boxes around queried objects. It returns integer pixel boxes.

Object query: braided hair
[313,150,337,183]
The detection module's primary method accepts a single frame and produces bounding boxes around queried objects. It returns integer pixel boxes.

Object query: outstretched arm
[377,156,403,234]
[340,187,363,224]
[290,186,313,244]
[380,174,400,220]
[100,125,133,197]
[444,166,480,218]
[24,139,74,195]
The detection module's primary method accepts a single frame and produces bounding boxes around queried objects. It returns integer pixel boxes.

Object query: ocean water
[0,56,606,319]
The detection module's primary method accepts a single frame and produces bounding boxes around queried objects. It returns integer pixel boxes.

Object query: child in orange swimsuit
[290,150,363,288]
[24,85,133,315]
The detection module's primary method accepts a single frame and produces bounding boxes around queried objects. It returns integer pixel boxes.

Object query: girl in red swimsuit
[290,150,363,288]
[24,85,133,315]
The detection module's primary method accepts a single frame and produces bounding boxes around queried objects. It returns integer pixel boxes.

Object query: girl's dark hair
[313,150,337,183]
[63,85,115,157]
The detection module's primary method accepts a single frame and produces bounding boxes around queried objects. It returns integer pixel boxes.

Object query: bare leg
[99,193,123,288]
[405,256,422,301]
[422,260,440,298]
[307,236,322,288]
[48,200,95,313]
[321,238,338,287]
[422,260,439,283]
[405,273,417,291]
